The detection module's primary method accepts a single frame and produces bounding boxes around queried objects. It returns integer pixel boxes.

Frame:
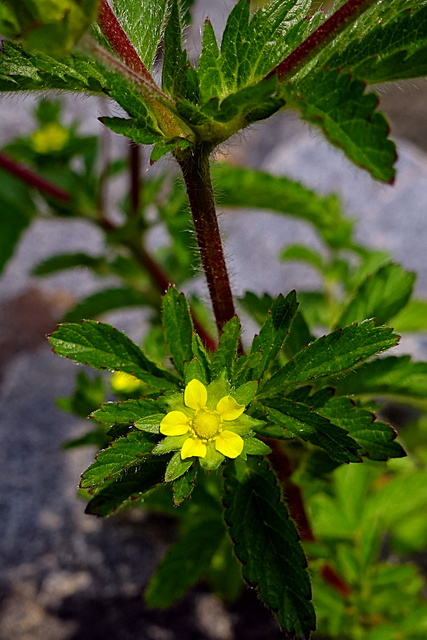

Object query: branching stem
[0,152,70,201]
[268,0,377,80]
[176,146,239,339]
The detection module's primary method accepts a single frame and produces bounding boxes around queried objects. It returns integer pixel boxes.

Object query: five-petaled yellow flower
[160,379,245,459]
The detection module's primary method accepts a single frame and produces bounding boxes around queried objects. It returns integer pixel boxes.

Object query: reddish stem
[0,153,70,202]
[268,0,377,80]
[176,146,239,338]
[97,0,152,82]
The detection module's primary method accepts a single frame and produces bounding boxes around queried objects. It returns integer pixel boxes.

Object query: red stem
[268,0,377,80]
[97,0,153,82]
[0,153,70,202]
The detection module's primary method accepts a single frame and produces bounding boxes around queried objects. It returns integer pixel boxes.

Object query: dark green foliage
[162,287,194,376]
[62,288,151,322]
[224,457,315,638]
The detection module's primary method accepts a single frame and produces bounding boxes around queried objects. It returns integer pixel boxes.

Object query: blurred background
[1,1,427,638]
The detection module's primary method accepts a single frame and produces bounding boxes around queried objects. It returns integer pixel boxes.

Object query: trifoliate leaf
[259,321,399,397]
[336,262,415,328]
[263,397,361,463]
[223,457,315,637]
[49,320,180,389]
[319,397,406,461]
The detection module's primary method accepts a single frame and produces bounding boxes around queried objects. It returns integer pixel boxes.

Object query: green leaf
[99,117,162,145]
[242,438,271,456]
[145,518,225,608]
[164,451,193,482]
[49,320,180,389]
[250,291,298,380]
[80,431,160,489]
[388,300,427,333]
[239,291,273,326]
[284,311,314,360]
[0,42,107,93]
[92,398,166,428]
[327,356,427,403]
[319,397,405,461]
[85,456,167,516]
[2,0,98,55]
[312,1,427,85]
[336,263,415,328]
[211,316,241,379]
[31,252,103,276]
[282,69,396,183]
[223,457,315,637]
[214,164,354,249]
[62,287,151,322]
[262,397,361,463]
[162,0,192,100]
[112,0,168,69]
[162,287,194,376]
[259,321,399,397]
[0,170,35,274]
[172,465,197,505]
[280,245,324,271]
[198,18,224,103]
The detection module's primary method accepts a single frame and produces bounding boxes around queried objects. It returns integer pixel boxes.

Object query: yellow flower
[160,379,246,460]
[31,122,70,153]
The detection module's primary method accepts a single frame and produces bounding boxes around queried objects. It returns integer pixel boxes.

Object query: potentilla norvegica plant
[2,0,427,637]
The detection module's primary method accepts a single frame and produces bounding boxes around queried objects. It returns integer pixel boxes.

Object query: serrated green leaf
[336,262,415,328]
[211,316,241,379]
[184,357,209,386]
[263,397,361,463]
[62,287,151,322]
[162,0,195,100]
[100,116,162,144]
[165,451,193,482]
[112,0,168,70]
[145,518,225,608]
[284,310,314,360]
[260,321,399,397]
[242,437,271,456]
[172,465,197,505]
[198,19,224,103]
[239,291,273,326]
[31,252,103,276]
[92,398,166,428]
[327,356,427,403]
[80,431,160,489]
[250,291,298,380]
[231,381,258,406]
[85,456,167,516]
[319,397,405,461]
[282,69,396,183]
[223,457,315,637]
[214,164,354,249]
[162,287,194,376]
[49,320,180,389]
[0,42,107,93]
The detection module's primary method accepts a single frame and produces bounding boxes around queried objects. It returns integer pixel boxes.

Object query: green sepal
[199,443,225,471]
[172,466,198,505]
[223,457,315,637]
[242,437,271,456]
[165,451,193,482]
[153,434,188,454]
[162,287,194,376]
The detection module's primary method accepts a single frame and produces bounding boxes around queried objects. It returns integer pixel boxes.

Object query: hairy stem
[176,146,239,337]
[268,0,377,80]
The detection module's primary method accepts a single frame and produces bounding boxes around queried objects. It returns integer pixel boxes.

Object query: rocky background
[1,1,427,638]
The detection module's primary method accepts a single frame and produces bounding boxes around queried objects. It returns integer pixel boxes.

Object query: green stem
[176,145,239,338]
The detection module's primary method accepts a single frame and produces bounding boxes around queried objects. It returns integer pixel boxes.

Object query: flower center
[192,409,221,440]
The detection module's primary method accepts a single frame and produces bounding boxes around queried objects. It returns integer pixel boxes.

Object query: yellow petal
[214,430,244,458]
[181,437,207,459]
[216,396,245,421]
[160,411,190,436]
[184,379,207,410]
